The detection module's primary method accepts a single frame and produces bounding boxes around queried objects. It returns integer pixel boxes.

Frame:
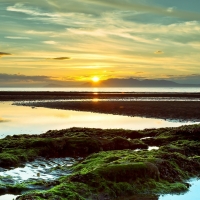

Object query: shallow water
[0,194,19,200]
[159,179,200,200]
[0,157,78,200]
[115,179,200,200]
[0,102,198,138]
[0,157,76,183]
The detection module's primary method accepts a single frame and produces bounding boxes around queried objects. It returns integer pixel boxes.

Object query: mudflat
[28,101,200,121]
[17,100,200,122]
[2,91,199,121]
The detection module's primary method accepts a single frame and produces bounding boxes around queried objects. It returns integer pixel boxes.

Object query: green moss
[18,182,87,200]
[2,124,200,199]
[96,163,146,181]
[0,152,20,167]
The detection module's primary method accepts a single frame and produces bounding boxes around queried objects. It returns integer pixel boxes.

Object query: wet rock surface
[0,127,151,168]
[0,157,75,181]
[0,157,77,197]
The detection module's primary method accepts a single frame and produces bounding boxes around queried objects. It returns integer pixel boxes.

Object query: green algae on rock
[0,124,200,199]
[0,128,151,168]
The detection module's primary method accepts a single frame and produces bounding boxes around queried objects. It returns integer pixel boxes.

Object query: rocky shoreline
[0,125,200,199]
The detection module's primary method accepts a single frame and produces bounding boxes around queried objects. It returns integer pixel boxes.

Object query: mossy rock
[94,162,160,182]
[0,152,20,167]
[1,124,200,199]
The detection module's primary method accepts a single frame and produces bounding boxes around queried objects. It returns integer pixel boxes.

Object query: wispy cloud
[51,57,71,60]
[0,52,11,57]
[5,36,30,40]
[0,73,52,82]
[26,30,54,35]
[0,118,9,123]
[0,73,77,87]
[43,41,57,45]
[7,3,59,17]
[45,57,71,60]
[85,0,200,20]
[167,7,175,13]
[154,50,164,54]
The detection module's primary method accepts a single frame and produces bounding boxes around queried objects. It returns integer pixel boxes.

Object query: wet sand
[18,100,200,122]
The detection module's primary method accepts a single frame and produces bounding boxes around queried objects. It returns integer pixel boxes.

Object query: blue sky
[0,0,200,86]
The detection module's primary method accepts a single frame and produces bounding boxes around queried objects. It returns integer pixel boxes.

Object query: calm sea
[0,87,200,92]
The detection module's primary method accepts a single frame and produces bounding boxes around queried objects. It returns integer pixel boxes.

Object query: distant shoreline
[1,91,200,101]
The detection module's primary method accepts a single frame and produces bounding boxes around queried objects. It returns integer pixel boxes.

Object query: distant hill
[44,83,79,87]
[82,78,200,87]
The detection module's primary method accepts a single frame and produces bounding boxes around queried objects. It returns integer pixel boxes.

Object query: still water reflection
[160,179,200,200]
[114,179,200,200]
[0,102,198,138]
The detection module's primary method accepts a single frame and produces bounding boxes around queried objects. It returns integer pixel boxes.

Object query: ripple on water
[0,157,78,183]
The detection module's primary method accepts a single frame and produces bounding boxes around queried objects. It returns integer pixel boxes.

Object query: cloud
[154,50,164,54]
[85,0,200,21]
[176,74,200,79]
[1,0,200,81]
[0,73,78,87]
[0,118,9,123]
[7,3,58,17]
[43,41,57,45]
[26,30,54,35]
[0,73,52,82]
[51,57,71,60]
[5,36,30,40]
[167,7,175,13]
[0,52,11,57]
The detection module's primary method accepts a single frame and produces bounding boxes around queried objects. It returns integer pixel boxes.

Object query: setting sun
[92,76,100,82]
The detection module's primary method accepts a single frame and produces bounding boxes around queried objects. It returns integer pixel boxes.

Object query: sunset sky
[1,0,200,86]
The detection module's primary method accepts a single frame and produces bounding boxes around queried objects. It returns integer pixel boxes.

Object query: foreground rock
[0,124,200,199]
